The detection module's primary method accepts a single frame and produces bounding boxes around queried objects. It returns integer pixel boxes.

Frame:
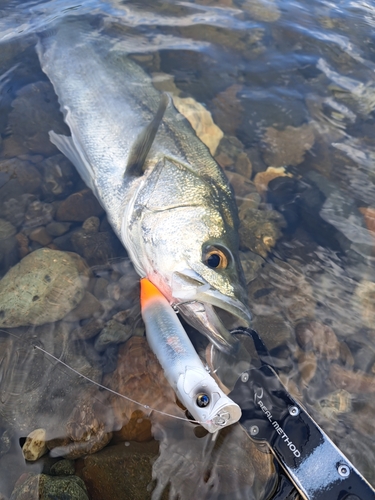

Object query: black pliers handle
[229,328,375,500]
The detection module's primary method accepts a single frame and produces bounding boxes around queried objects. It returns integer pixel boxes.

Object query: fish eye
[196,393,210,408]
[203,246,229,270]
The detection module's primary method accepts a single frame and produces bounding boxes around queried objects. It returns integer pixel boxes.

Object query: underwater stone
[23,200,55,229]
[22,428,48,462]
[55,189,104,222]
[45,221,71,237]
[262,124,315,167]
[10,473,89,500]
[82,216,100,234]
[254,166,292,199]
[94,319,132,352]
[38,154,79,199]
[29,227,53,246]
[172,95,223,155]
[64,291,104,322]
[0,248,90,327]
[50,459,75,476]
[239,206,286,257]
[71,230,122,267]
[7,81,69,156]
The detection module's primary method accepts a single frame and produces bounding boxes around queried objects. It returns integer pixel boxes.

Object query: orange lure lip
[140,277,166,308]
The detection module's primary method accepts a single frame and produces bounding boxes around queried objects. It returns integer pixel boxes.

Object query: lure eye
[204,247,228,269]
[196,393,210,408]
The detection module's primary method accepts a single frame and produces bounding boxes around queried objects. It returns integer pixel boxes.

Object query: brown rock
[254,166,292,198]
[295,321,340,360]
[29,227,53,246]
[239,207,285,257]
[330,364,375,393]
[64,291,104,322]
[297,350,317,387]
[75,441,165,500]
[15,232,29,259]
[359,207,375,235]
[71,318,105,340]
[235,152,253,178]
[212,84,244,136]
[172,95,223,155]
[225,171,256,200]
[262,124,315,167]
[56,189,104,222]
[103,337,177,442]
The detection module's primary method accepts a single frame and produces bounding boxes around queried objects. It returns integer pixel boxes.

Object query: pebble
[225,171,256,200]
[71,230,122,267]
[0,248,90,327]
[254,166,292,198]
[262,124,315,167]
[64,291,104,322]
[295,320,341,360]
[0,193,35,228]
[45,221,71,237]
[22,428,48,462]
[0,158,42,202]
[94,320,133,352]
[330,364,375,393]
[242,0,281,22]
[172,95,223,155]
[55,189,104,222]
[15,232,29,259]
[92,277,110,300]
[50,460,75,477]
[38,155,79,199]
[239,206,285,257]
[82,216,100,233]
[71,318,105,340]
[28,227,53,246]
[10,473,89,500]
[7,81,69,156]
[23,201,54,229]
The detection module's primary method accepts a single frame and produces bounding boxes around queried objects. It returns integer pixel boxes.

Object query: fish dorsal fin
[125,92,170,177]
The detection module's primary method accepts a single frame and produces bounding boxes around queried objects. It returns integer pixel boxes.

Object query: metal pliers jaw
[228,327,375,500]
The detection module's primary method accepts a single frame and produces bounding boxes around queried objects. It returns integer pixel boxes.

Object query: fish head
[134,176,251,353]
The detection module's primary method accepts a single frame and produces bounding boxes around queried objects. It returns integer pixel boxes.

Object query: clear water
[0,0,375,498]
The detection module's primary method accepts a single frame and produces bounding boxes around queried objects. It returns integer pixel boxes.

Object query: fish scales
[37,20,251,351]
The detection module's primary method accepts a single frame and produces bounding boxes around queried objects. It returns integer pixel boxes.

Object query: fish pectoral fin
[125,92,170,177]
[49,131,97,195]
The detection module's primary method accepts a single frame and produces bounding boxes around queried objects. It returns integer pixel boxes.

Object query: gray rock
[64,292,104,322]
[7,81,69,156]
[45,221,71,237]
[94,319,132,352]
[50,459,75,477]
[82,216,100,234]
[38,154,79,200]
[23,201,55,229]
[0,194,35,228]
[10,473,89,500]
[0,248,90,327]
[0,158,42,203]
[71,230,122,267]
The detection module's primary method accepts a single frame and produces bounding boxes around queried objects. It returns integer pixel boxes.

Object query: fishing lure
[140,278,241,433]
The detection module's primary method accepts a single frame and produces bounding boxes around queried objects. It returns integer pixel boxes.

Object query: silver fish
[37,20,251,352]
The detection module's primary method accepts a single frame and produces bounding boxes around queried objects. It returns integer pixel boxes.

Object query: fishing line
[0,327,203,425]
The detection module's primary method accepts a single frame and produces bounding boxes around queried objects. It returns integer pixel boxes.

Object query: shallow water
[0,0,375,498]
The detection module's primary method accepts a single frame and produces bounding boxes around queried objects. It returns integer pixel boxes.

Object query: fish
[36,19,251,352]
[140,278,241,432]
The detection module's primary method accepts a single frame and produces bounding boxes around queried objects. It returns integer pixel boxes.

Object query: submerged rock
[55,189,104,222]
[172,95,223,155]
[7,81,68,156]
[0,248,90,327]
[262,124,315,167]
[239,206,286,257]
[10,472,89,500]
[22,428,48,462]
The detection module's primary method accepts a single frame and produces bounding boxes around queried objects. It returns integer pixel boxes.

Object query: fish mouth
[176,290,251,354]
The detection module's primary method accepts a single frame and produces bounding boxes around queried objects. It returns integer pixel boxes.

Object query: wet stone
[92,277,110,300]
[45,221,71,237]
[75,441,164,500]
[0,158,42,202]
[56,189,104,222]
[71,318,105,340]
[23,201,55,229]
[225,171,256,200]
[71,230,122,267]
[0,248,90,327]
[82,216,100,234]
[94,319,132,352]
[38,154,79,200]
[22,428,48,462]
[64,292,104,322]
[254,166,292,199]
[0,194,35,228]
[28,227,52,246]
[239,250,264,285]
[295,320,340,360]
[7,81,69,156]
[262,124,315,167]
[239,206,286,257]
[50,460,75,477]
[15,232,29,259]
[10,473,89,500]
